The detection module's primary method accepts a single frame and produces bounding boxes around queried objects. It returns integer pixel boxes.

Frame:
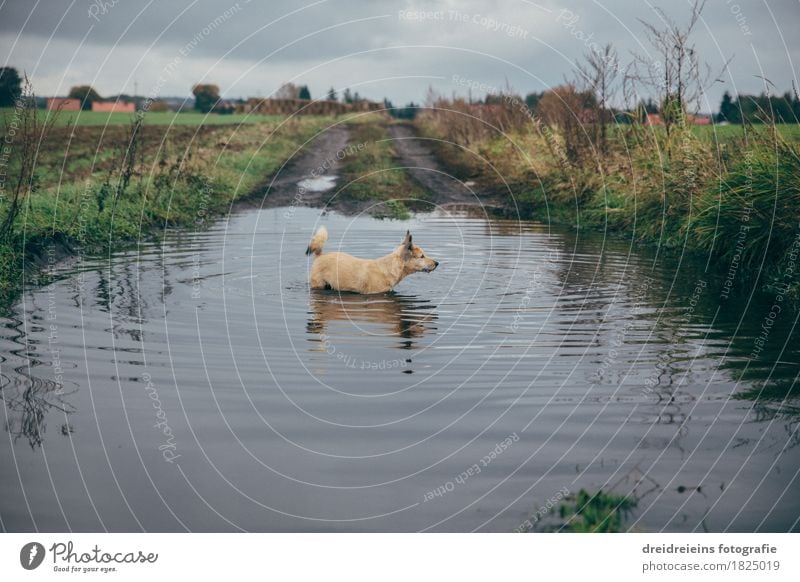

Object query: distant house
[688,114,712,125]
[46,98,81,111]
[644,113,663,126]
[91,101,135,113]
[644,112,713,126]
[215,100,237,115]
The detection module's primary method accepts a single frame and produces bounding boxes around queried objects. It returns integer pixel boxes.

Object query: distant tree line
[716,90,800,124]
[383,99,419,120]
[4,59,798,127]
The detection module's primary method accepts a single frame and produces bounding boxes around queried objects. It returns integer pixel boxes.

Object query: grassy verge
[415,110,800,300]
[0,111,334,308]
[336,115,430,219]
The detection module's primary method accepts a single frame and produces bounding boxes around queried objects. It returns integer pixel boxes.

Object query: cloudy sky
[1,0,798,112]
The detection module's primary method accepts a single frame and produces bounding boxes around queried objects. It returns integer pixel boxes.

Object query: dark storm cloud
[0,0,401,61]
[1,0,798,110]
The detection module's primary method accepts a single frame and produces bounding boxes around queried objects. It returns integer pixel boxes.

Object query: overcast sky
[1,0,798,112]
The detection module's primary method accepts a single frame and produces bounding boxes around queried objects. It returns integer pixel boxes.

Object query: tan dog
[306,227,439,293]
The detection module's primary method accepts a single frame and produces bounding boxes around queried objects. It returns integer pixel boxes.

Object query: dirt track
[387,123,481,206]
[249,124,351,210]
[254,121,501,214]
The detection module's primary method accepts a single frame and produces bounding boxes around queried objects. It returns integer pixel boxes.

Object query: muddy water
[1,205,799,532]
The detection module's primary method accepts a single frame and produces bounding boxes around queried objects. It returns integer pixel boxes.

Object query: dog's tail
[305,226,328,257]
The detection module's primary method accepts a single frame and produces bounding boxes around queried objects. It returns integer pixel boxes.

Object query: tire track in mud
[249,124,351,210]
[253,121,503,215]
[388,123,506,213]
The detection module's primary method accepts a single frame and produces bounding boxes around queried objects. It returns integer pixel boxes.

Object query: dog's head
[397,231,439,274]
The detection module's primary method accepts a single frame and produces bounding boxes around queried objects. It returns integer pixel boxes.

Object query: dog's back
[311,252,384,293]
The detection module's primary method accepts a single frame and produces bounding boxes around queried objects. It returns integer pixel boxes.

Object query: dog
[306,226,439,294]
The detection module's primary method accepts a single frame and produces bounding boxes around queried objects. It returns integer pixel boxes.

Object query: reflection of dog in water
[306,227,438,293]
[307,291,437,341]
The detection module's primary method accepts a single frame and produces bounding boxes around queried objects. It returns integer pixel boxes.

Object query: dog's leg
[309,270,329,290]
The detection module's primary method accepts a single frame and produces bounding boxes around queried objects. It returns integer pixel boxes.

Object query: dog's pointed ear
[401,230,413,250]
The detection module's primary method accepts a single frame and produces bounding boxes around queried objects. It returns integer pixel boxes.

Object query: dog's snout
[434,260,440,267]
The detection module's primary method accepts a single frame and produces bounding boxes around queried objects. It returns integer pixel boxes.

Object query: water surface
[1,205,798,532]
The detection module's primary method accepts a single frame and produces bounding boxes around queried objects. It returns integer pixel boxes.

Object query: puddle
[2,206,799,532]
[297,175,338,192]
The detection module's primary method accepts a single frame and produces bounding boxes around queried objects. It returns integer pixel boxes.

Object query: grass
[536,489,637,533]
[1,107,285,127]
[694,137,800,285]
[519,488,637,532]
[555,489,637,532]
[0,113,335,307]
[336,115,429,219]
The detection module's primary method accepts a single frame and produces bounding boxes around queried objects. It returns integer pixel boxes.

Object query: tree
[275,83,300,99]
[192,84,220,113]
[68,85,102,110]
[575,44,619,155]
[326,87,337,101]
[298,85,311,100]
[147,99,170,113]
[484,93,509,105]
[342,88,353,104]
[0,67,22,107]
[536,84,597,163]
[387,101,419,120]
[524,91,543,113]
[627,0,720,148]
[717,91,737,123]
[719,90,800,124]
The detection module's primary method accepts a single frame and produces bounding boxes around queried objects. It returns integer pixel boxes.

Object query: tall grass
[0,78,59,239]
[415,96,800,299]
[693,131,800,276]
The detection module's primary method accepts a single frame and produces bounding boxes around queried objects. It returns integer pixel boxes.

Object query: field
[605,122,800,143]
[0,109,336,305]
[0,107,286,127]
[692,123,800,141]
[9,108,797,139]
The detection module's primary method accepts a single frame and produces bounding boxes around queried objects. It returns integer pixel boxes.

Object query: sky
[1,0,798,113]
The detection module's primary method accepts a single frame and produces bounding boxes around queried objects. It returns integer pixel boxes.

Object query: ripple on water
[0,205,798,532]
